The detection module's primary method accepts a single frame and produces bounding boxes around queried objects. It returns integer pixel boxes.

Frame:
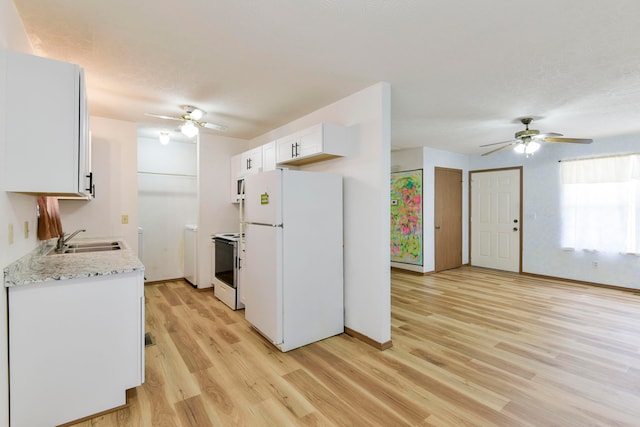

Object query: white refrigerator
[242,169,344,352]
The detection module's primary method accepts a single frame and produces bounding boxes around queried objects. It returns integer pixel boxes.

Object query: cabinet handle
[291,143,295,158]
[86,172,94,196]
[294,142,300,157]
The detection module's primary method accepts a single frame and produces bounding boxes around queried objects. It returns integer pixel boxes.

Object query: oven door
[214,238,237,288]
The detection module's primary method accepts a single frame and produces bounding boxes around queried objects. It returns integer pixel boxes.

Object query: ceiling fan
[481,117,593,156]
[145,105,227,137]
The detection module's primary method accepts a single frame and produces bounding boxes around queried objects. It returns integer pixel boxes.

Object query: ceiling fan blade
[482,142,517,156]
[144,113,184,122]
[544,137,593,144]
[200,121,228,132]
[479,139,518,148]
[534,132,563,139]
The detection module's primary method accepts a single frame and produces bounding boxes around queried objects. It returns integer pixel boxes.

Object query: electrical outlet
[24,221,29,239]
[121,214,129,225]
[592,261,599,268]
[8,223,14,245]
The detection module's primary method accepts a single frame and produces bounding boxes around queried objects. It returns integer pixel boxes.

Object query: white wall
[59,117,139,254]
[391,147,470,273]
[197,134,251,288]
[0,1,36,424]
[470,134,640,289]
[136,132,248,286]
[137,137,197,282]
[250,82,392,345]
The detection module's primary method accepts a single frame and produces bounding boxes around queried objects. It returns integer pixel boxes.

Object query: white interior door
[471,168,521,272]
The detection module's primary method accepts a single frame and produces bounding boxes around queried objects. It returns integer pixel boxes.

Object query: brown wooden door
[435,167,462,272]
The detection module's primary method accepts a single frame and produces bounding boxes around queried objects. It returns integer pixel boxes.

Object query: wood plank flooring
[67,267,640,426]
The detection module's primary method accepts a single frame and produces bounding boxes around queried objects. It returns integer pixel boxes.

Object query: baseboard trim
[345,327,393,351]
[520,272,639,294]
[144,278,213,292]
[391,267,434,276]
[144,277,185,285]
[57,388,135,426]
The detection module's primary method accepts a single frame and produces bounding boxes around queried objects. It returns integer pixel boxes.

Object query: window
[561,154,640,254]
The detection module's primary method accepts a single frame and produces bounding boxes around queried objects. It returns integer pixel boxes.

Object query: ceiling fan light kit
[481,117,593,156]
[184,105,204,121]
[180,120,199,138]
[513,139,540,156]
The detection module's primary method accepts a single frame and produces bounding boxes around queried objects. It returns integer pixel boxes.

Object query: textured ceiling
[12,0,640,154]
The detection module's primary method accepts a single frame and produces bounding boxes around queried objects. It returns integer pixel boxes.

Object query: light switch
[8,223,14,245]
[24,221,29,239]
[122,214,129,224]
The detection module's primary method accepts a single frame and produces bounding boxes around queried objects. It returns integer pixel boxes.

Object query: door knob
[513,227,518,231]
[435,225,441,229]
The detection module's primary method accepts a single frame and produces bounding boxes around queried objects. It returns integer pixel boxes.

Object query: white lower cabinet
[8,271,145,427]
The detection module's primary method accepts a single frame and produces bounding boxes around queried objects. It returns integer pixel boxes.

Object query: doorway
[434,167,462,272]
[470,168,522,272]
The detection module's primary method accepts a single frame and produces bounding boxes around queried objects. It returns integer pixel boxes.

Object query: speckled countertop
[3,237,145,287]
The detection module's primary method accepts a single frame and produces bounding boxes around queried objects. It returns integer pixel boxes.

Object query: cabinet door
[262,141,277,172]
[241,147,263,175]
[297,124,323,158]
[4,50,90,196]
[79,70,93,197]
[9,271,144,426]
[276,134,299,163]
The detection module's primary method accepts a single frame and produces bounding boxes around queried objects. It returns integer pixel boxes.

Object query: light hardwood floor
[67,267,640,426]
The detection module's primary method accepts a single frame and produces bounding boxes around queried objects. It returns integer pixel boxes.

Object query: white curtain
[561,154,640,254]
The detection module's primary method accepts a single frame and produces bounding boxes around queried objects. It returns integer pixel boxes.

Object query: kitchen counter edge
[3,237,145,288]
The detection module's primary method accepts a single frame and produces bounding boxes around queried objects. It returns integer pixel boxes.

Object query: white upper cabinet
[262,141,277,172]
[230,153,242,203]
[276,123,348,166]
[3,49,92,197]
[240,146,263,175]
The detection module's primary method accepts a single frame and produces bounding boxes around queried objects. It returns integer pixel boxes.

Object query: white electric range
[211,233,244,310]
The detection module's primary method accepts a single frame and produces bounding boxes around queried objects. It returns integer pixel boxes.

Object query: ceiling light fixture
[180,121,199,138]
[159,131,170,145]
[188,107,204,121]
[513,137,540,156]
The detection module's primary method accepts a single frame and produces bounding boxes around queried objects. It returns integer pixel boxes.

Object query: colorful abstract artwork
[390,169,423,265]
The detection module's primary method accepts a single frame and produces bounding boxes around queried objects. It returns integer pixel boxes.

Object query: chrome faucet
[56,229,86,252]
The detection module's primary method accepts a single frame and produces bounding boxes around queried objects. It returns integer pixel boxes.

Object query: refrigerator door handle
[242,221,283,228]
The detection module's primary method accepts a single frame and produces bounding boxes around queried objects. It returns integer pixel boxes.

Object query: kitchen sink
[62,246,121,254]
[48,241,122,255]
[67,241,120,249]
